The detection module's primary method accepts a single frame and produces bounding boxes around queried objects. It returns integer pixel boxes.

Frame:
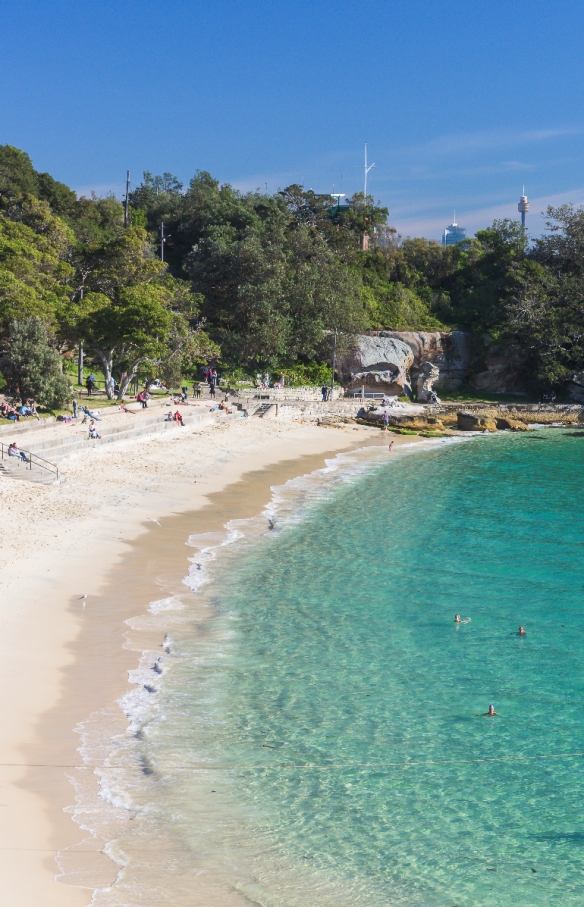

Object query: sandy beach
[0,414,417,905]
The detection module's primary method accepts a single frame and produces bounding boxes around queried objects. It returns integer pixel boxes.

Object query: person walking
[382,411,389,431]
[72,398,78,419]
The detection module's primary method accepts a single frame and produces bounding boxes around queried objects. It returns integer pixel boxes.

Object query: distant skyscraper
[442,214,466,246]
[518,191,529,227]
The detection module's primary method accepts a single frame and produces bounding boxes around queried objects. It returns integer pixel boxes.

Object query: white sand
[0,414,408,905]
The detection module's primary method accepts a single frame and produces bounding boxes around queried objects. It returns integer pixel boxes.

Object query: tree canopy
[2,145,584,398]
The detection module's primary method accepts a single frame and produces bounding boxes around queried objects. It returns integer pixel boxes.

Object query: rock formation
[494,416,531,431]
[414,361,441,402]
[567,372,584,403]
[472,339,526,394]
[341,331,471,398]
[457,411,498,432]
[343,334,415,395]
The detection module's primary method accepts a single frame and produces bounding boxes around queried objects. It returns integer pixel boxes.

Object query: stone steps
[0,409,239,482]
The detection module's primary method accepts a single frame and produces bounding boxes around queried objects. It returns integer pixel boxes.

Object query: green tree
[0,206,74,336]
[0,317,71,407]
[502,205,584,388]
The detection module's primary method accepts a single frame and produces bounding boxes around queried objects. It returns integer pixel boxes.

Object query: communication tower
[518,189,529,228]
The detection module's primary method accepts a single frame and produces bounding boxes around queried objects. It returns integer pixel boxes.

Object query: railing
[0,441,60,481]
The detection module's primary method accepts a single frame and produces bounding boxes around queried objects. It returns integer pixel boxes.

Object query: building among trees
[442,217,467,246]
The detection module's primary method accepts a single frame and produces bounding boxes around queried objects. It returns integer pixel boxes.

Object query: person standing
[382,412,389,431]
[72,398,78,419]
[321,385,328,402]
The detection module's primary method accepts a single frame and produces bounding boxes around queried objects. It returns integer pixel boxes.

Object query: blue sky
[2,0,584,240]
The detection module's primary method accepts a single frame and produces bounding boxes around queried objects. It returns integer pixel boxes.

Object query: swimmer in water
[454,614,471,624]
[518,626,526,636]
[485,704,498,717]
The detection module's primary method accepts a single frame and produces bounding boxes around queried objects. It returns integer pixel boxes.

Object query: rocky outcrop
[495,416,531,431]
[343,334,415,395]
[567,372,584,403]
[341,330,471,398]
[383,331,471,391]
[472,340,527,394]
[414,361,441,402]
[357,408,446,431]
[457,411,498,432]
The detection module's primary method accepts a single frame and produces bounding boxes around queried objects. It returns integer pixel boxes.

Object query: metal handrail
[0,441,60,481]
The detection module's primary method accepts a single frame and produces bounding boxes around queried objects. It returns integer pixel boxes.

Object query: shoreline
[0,418,418,905]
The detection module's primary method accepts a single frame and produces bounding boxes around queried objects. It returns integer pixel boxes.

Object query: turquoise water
[126,431,584,906]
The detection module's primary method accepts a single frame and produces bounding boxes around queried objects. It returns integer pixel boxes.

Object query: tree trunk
[90,345,115,398]
[117,357,144,400]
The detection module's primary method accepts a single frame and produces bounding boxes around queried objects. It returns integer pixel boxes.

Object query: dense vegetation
[1,143,584,403]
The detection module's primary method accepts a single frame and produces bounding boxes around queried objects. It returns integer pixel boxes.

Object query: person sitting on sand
[172,410,184,426]
[88,421,101,439]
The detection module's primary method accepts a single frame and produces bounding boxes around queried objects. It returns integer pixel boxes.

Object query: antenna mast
[124,170,130,226]
[364,143,375,197]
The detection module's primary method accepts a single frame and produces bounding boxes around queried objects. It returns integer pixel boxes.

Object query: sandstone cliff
[341,330,470,399]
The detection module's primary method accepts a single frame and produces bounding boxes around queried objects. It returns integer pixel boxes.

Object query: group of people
[256,372,285,390]
[203,367,219,388]
[1,399,39,421]
[165,410,185,426]
[136,391,151,409]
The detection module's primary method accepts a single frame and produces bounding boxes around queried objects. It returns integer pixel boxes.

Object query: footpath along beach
[0,410,418,906]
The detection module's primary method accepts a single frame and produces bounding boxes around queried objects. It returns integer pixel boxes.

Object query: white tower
[518,189,529,228]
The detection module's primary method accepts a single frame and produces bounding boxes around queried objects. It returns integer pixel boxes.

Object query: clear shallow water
[79,431,584,906]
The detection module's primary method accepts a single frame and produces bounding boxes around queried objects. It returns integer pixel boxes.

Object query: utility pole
[330,328,338,402]
[364,143,375,198]
[124,170,130,226]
